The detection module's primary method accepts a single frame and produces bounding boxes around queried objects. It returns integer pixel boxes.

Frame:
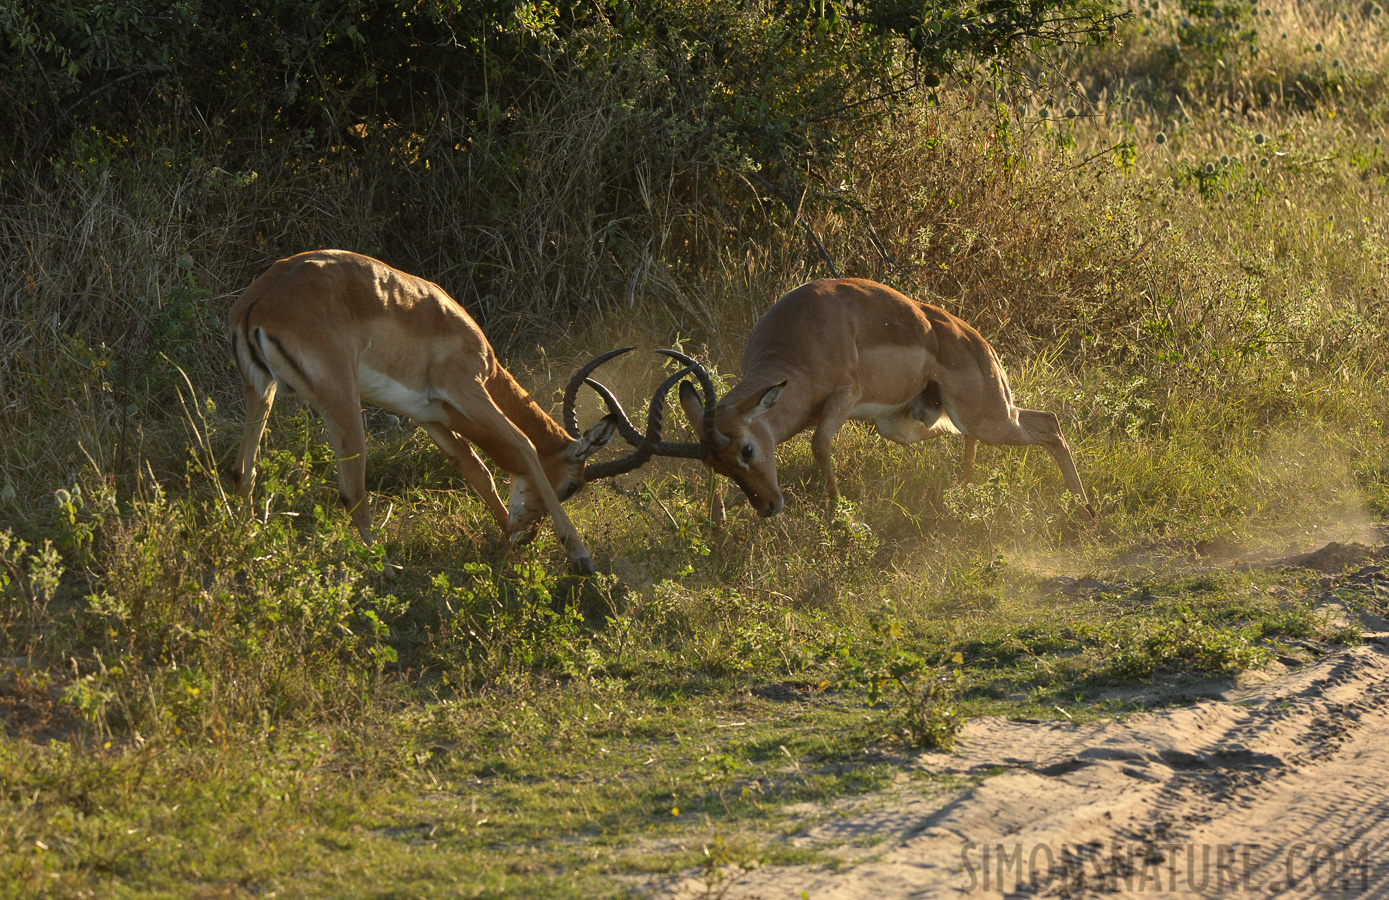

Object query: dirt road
[666,626,1389,898]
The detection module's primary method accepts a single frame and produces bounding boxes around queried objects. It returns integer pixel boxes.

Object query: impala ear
[737,381,786,421]
[678,380,705,436]
[566,414,618,462]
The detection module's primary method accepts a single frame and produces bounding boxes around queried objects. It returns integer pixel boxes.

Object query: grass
[0,551,1347,898]
[3,0,1389,894]
[0,420,1359,895]
[1,676,900,897]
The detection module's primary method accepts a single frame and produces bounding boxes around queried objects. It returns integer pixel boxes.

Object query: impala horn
[654,348,729,454]
[578,375,646,448]
[583,364,696,479]
[562,347,643,444]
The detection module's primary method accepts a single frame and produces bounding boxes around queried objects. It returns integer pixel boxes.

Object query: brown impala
[662,278,1094,520]
[228,250,694,575]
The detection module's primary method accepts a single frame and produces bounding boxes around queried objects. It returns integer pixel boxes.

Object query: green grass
[0,577,1346,898]
[0,418,1361,896]
[0,696,887,898]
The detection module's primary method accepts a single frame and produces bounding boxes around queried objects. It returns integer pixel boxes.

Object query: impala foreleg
[504,476,544,546]
[420,423,510,532]
[318,394,373,541]
[444,379,598,575]
[812,388,859,506]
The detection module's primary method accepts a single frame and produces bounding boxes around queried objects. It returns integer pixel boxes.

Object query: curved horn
[583,377,646,447]
[654,348,728,453]
[584,365,696,479]
[562,347,635,438]
[643,370,712,461]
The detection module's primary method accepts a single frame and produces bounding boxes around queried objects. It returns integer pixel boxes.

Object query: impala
[662,278,1095,520]
[228,249,689,574]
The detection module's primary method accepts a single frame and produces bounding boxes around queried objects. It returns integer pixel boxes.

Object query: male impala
[663,278,1094,519]
[228,249,683,574]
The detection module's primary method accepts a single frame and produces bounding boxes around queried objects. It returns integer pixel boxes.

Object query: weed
[838,604,965,750]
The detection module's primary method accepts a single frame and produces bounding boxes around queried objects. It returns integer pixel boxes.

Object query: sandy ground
[660,554,1389,899]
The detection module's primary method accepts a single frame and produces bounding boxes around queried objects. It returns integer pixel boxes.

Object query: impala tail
[229,292,294,398]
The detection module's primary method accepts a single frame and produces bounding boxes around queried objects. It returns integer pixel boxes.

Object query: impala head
[552,414,622,501]
[677,378,786,517]
[636,349,788,518]
[495,347,708,538]
[529,347,790,529]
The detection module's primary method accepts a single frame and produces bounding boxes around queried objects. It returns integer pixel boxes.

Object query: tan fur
[679,278,1093,519]
[228,250,616,574]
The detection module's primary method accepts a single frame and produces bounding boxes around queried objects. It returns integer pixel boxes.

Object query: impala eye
[740,443,755,463]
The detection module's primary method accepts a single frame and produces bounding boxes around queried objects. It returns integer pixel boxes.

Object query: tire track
[1102,640,1389,898]
[657,641,1389,899]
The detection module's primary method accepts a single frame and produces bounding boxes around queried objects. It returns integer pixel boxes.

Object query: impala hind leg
[873,412,955,445]
[961,437,978,485]
[316,392,373,541]
[234,379,278,505]
[419,423,510,532]
[1015,410,1093,517]
[969,408,1093,518]
[874,409,975,485]
[439,377,598,575]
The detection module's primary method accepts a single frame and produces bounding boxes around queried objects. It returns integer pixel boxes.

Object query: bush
[2,1,1119,161]
[838,604,964,750]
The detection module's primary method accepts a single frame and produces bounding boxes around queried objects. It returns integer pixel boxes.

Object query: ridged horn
[584,365,695,479]
[562,347,635,438]
[582,377,646,447]
[654,348,728,453]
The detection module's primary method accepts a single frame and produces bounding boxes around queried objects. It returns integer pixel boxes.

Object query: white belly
[358,366,448,422]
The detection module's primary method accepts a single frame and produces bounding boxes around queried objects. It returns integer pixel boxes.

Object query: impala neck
[722,358,815,442]
[479,364,573,468]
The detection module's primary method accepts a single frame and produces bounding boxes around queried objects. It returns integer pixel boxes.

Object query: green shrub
[838,604,964,750]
